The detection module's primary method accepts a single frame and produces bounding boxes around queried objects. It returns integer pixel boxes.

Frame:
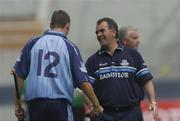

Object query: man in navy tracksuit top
[85,18,158,121]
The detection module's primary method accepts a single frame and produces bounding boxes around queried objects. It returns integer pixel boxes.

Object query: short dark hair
[97,17,118,38]
[50,10,70,29]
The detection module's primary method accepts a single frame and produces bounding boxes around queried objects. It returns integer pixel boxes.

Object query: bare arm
[143,80,156,104]
[11,70,25,121]
[143,80,158,120]
[16,77,24,99]
[11,70,25,103]
[79,81,103,114]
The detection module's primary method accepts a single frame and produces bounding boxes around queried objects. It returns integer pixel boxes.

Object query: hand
[91,105,103,117]
[11,69,15,75]
[15,105,25,121]
[148,102,159,121]
[84,95,93,110]
[84,104,93,115]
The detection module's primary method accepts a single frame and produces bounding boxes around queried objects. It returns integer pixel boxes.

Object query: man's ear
[122,39,127,45]
[112,29,116,37]
[50,22,53,29]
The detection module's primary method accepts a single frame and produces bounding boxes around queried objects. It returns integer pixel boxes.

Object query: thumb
[148,105,153,111]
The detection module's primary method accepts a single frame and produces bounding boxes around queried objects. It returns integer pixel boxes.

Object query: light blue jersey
[14,30,89,103]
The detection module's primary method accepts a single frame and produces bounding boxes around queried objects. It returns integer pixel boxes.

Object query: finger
[10,69,15,74]
[17,113,25,121]
[15,109,25,118]
[19,116,25,121]
[15,112,23,118]
[153,109,159,121]
[153,115,159,121]
[16,114,23,120]
[148,106,152,111]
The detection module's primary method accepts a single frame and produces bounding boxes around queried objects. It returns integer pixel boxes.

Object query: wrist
[93,104,102,111]
[93,104,100,108]
[150,101,158,105]
[92,102,100,108]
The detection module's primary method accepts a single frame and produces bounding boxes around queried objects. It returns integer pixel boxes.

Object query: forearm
[143,80,157,103]
[11,70,24,104]
[84,94,92,106]
[13,75,25,120]
[15,76,24,104]
[79,82,100,108]
[144,80,159,120]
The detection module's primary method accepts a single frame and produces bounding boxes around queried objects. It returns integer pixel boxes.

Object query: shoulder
[123,47,141,57]
[64,39,77,47]
[23,35,44,50]
[63,39,79,51]
[60,38,81,57]
[86,51,99,64]
[123,47,145,64]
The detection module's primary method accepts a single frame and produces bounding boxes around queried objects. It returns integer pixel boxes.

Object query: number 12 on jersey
[37,49,60,78]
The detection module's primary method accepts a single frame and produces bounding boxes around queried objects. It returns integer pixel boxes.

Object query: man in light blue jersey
[14,10,103,121]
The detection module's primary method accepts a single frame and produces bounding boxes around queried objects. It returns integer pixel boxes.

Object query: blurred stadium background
[0,0,180,121]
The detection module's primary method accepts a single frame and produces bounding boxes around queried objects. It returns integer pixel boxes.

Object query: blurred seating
[0,20,43,49]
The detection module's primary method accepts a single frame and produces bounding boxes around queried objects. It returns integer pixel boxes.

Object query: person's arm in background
[79,82,103,116]
[11,70,25,121]
[143,80,158,120]
[12,38,31,121]
[132,49,159,121]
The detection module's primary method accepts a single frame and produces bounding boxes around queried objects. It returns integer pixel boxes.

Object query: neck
[106,39,118,56]
[51,28,67,35]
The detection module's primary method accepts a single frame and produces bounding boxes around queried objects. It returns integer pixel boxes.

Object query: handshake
[84,95,103,118]
[85,104,103,119]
